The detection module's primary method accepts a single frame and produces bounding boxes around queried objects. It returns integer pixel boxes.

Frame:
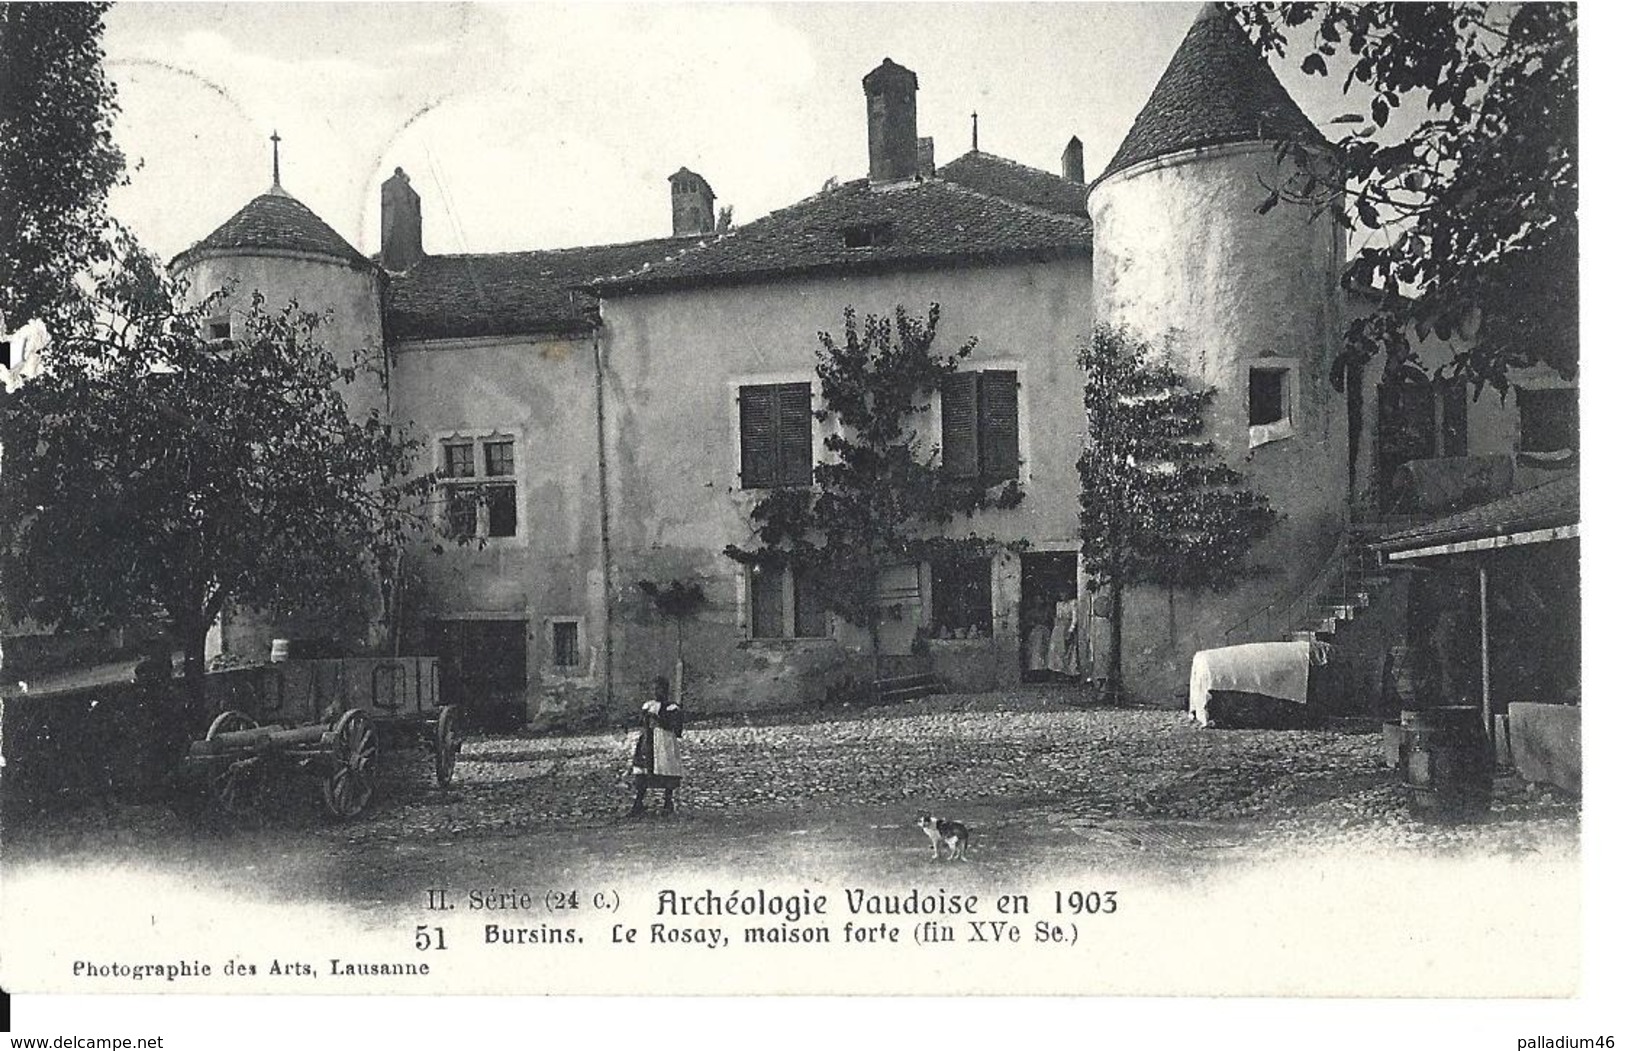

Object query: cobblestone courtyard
[6,689,1580,907]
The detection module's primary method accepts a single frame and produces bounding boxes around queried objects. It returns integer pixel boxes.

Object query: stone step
[874,672,943,704]
[880,682,941,703]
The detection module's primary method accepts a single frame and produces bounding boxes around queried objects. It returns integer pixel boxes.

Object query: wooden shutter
[752,565,786,638]
[941,372,979,479]
[741,383,812,488]
[739,385,778,487]
[980,370,1020,482]
[778,383,814,486]
[793,570,828,637]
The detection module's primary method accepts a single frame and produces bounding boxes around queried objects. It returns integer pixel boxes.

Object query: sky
[100,2,1384,263]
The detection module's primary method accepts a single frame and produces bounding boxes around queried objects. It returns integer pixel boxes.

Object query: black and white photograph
[0,0,1608,1043]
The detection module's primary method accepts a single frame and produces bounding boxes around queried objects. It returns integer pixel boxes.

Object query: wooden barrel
[1400,706,1491,818]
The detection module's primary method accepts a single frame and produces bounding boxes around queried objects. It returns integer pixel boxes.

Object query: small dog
[917,812,971,861]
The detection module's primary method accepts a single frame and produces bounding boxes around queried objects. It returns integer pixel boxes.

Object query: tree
[0,2,127,329]
[1228,3,1578,395]
[1076,326,1277,701]
[637,578,706,663]
[725,304,1021,683]
[0,250,432,715]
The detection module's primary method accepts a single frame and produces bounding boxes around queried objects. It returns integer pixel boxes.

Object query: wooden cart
[181,656,459,819]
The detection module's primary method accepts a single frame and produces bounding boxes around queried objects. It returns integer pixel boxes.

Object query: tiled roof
[174,187,373,270]
[938,151,1091,219]
[385,238,685,341]
[587,177,1093,295]
[1098,3,1327,184]
[1376,473,1579,555]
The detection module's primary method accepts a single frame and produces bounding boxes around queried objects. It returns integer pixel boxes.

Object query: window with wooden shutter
[793,570,830,637]
[739,382,813,488]
[941,372,980,479]
[980,370,1019,482]
[778,383,814,486]
[941,370,1019,482]
[751,564,787,638]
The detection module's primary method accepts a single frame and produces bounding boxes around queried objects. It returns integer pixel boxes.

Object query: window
[739,383,813,489]
[931,558,992,638]
[1518,387,1578,456]
[1247,363,1296,448]
[749,564,830,639]
[552,621,581,668]
[941,370,1019,482]
[1248,367,1289,426]
[842,222,896,248]
[205,317,232,342]
[440,435,519,539]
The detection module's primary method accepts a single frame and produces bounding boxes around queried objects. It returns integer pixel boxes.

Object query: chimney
[916,137,935,178]
[1061,136,1086,183]
[862,58,919,183]
[380,167,424,272]
[668,168,716,237]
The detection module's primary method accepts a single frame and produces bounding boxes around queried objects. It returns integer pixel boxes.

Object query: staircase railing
[1219,533,1350,648]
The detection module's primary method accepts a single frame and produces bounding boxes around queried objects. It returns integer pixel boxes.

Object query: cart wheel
[205,710,261,816]
[434,705,462,788]
[321,709,378,819]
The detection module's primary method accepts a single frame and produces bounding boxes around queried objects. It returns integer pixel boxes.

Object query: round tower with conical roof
[171,138,389,658]
[1087,4,1349,695]
[172,138,387,420]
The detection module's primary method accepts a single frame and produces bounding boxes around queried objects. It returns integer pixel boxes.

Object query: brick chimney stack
[669,168,716,237]
[380,167,424,272]
[916,137,936,178]
[1061,136,1086,184]
[863,58,919,184]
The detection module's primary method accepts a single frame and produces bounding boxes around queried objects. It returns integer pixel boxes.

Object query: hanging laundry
[1046,597,1080,677]
[2,316,51,393]
[1025,623,1051,673]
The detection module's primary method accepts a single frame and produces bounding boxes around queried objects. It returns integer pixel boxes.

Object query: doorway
[422,617,528,730]
[1020,552,1081,682]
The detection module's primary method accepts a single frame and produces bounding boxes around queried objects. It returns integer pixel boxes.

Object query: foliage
[0,254,433,707]
[724,305,1020,668]
[1228,3,1578,394]
[637,578,706,662]
[0,2,127,329]
[636,579,706,620]
[1076,326,1277,696]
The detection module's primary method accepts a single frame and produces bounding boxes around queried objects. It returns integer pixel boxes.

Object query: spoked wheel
[205,710,262,816]
[321,709,379,819]
[434,705,462,788]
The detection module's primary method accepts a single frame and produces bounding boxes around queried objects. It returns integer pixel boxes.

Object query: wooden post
[1479,562,1493,758]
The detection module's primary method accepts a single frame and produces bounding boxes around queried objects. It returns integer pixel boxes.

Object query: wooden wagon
[180,656,459,819]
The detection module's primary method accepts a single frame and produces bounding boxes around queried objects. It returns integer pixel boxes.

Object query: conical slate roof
[175,186,373,270]
[1097,4,1327,184]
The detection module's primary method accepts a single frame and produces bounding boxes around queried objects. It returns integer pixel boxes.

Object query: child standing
[627,673,684,816]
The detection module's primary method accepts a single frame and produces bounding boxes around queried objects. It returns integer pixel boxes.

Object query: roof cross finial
[271,129,282,188]
[971,112,979,152]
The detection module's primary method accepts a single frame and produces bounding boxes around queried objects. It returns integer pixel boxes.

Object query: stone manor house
[175,7,1577,723]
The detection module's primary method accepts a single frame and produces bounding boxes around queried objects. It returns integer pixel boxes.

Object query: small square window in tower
[941,370,1019,482]
[1247,365,1294,448]
[1517,387,1578,458]
[738,383,813,489]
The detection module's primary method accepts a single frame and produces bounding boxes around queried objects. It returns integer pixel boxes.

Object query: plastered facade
[1089,143,1350,701]
[596,260,1093,711]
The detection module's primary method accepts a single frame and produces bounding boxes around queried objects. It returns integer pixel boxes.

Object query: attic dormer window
[206,317,232,342]
[842,222,896,248]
